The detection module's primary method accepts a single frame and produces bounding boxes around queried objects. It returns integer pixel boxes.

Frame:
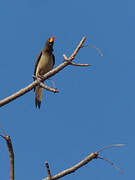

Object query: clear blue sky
[0,0,133,179]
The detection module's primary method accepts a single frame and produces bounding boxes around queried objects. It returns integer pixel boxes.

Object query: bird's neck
[43,46,53,54]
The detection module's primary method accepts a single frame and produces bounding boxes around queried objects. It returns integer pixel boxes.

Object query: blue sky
[0,0,133,179]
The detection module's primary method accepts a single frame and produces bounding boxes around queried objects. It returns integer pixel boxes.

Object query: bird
[34,36,55,108]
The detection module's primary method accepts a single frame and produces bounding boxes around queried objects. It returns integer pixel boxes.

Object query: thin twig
[98,144,125,153]
[69,62,91,67]
[82,44,104,56]
[0,127,14,180]
[0,37,87,107]
[98,156,124,174]
[40,83,59,93]
[6,136,14,180]
[63,54,69,61]
[0,124,7,136]
[49,80,57,89]
[45,161,52,180]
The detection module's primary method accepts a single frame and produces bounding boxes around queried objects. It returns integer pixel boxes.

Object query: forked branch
[0,127,124,180]
[42,144,124,180]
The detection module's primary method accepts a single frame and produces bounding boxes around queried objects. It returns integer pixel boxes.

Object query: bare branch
[40,83,59,93]
[0,124,7,136]
[82,44,104,56]
[68,62,91,67]
[70,37,86,60]
[63,54,69,61]
[63,54,90,66]
[98,144,125,153]
[0,127,14,180]
[98,156,124,174]
[6,136,14,180]
[49,80,57,89]
[42,144,124,180]
[0,37,87,107]
[45,161,52,180]
[42,152,98,180]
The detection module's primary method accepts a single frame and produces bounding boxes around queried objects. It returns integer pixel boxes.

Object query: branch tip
[0,124,7,136]
[98,156,124,174]
[82,44,103,56]
[0,126,14,180]
[45,161,52,180]
[40,83,59,93]
[98,144,125,153]
[69,62,90,67]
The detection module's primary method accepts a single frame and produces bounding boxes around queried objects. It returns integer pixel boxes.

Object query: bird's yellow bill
[49,36,55,42]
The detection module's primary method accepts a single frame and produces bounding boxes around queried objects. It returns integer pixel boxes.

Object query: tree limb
[67,62,91,67]
[45,161,52,180]
[40,83,59,93]
[0,129,14,180]
[0,37,89,107]
[42,144,124,180]
[42,152,98,180]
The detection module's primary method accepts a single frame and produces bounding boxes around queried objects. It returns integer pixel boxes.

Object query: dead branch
[67,62,91,67]
[62,55,90,66]
[0,127,14,180]
[98,156,124,174]
[0,37,89,107]
[40,83,59,93]
[43,152,98,180]
[82,44,104,56]
[98,144,125,153]
[42,144,124,180]
[45,161,52,180]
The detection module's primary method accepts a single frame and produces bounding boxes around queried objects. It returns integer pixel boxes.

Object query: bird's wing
[52,54,55,66]
[34,51,42,76]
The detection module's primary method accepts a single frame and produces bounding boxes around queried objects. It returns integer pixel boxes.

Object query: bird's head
[48,36,55,45]
[44,36,55,52]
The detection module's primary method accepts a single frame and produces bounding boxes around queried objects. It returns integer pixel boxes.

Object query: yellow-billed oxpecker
[34,37,55,108]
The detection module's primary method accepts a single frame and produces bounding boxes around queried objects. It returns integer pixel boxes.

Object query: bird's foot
[33,75,37,80]
[37,74,44,80]
[33,74,44,81]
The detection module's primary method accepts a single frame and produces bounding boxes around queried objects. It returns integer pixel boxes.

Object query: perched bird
[34,37,55,108]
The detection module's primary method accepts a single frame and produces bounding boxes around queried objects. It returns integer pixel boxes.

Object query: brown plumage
[34,37,55,108]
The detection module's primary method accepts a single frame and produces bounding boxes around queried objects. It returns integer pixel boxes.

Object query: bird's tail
[35,86,43,108]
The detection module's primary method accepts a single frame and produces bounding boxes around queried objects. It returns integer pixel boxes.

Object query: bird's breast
[36,53,54,76]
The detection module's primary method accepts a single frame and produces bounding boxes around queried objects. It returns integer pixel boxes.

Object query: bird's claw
[37,74,45,80]
[33,75,37,80]
[33,74,44,81]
